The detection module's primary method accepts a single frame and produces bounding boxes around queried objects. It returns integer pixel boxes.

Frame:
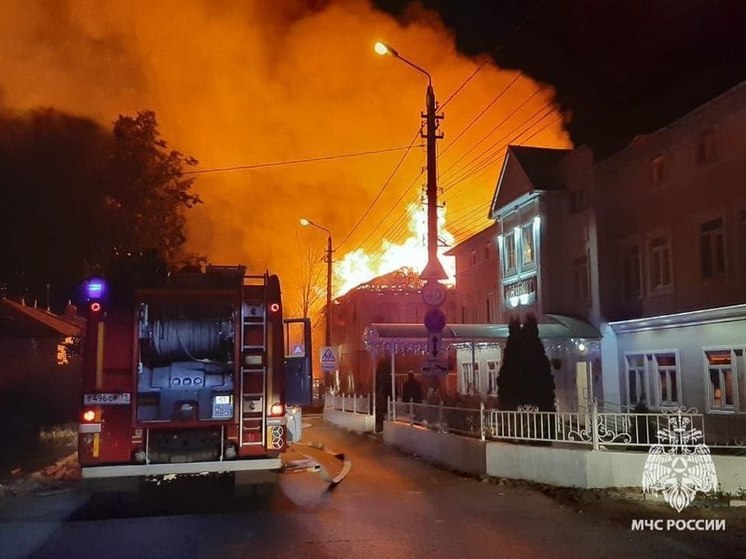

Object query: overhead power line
[183,145,418,175]
[337,127,423,250]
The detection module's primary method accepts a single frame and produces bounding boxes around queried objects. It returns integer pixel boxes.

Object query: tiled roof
[349,267,424,294]
[0,298,84,338]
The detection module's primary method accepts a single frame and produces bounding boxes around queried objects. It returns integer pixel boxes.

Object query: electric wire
[441,102,556,192]
[349,101,561,268]
[440,71,524,157]
[340,2,548,263]
[336,127,423,250]
[183,145,417,175]
[442,110,562,198]
[438,88,544,183]
[330,2,548,262]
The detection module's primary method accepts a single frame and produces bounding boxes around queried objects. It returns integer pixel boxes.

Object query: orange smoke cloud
[0,0,570,314]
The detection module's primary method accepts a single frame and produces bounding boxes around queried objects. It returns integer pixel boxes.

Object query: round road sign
[424,308,446,332]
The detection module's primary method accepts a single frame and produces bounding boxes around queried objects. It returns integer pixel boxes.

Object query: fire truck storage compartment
[136,301,238,422]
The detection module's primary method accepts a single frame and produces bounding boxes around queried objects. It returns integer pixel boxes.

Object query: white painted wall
[383,421,746,495]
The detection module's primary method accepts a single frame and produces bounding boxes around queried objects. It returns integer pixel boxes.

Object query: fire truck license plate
[83,393,131,405]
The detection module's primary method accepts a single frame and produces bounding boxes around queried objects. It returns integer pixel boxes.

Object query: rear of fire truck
[77,265,312,489]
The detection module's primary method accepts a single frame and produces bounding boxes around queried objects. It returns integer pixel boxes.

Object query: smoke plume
[1,0,570,311]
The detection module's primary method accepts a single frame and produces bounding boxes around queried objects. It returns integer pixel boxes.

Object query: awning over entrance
[364,314,601,348]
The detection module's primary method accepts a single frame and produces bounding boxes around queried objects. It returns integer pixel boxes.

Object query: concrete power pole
[420,84,447,282]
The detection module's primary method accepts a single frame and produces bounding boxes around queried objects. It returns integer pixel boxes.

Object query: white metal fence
[389,399,742,451]
[324,393,371,415]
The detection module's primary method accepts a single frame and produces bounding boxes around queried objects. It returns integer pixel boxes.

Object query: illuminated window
[504,232,516,274]
[700,217,726,279]
[626,352,680,408]
[521,223,534,266]
[461,362,474,395]
[487,360,499,395]
[651,156,667,186]
[654,353,679,406]
[626,354,647,406]
[706,350,737,411]
[649,235,672,292]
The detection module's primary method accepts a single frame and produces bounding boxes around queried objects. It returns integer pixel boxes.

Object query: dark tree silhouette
[519,314,556,411]
[497,314,556,411]
[0,108,200,310]
[496,316,523,410]
[105,110,200,261]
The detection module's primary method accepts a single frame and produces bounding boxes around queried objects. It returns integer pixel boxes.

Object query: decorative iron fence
[324,393,371,415]
[388,399,734,450]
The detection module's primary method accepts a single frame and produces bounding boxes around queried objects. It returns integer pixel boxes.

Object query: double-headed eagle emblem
[642,409,718,512]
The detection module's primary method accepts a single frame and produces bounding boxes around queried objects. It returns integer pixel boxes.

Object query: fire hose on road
[282,441,351,488]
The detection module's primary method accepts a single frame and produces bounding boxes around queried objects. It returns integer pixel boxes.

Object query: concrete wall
[322,408,375,433]
[383,421,486,476]
[383,421,746,495]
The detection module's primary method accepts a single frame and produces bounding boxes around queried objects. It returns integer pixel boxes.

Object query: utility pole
[374,41,447,281]
[421,83,447,281]
[325,233,332,348]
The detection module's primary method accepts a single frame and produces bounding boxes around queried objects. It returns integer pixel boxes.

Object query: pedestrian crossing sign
[320,346,337,371]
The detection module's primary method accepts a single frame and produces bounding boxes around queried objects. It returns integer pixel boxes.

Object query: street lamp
[374,41,447,281]
[299,218,333,350]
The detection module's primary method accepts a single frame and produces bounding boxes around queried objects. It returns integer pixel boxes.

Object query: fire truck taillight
[270,402,285,416]
[82,409,96,422]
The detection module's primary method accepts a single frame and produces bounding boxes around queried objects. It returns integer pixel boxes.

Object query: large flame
[0,0,571,317]
[334,202,454,296]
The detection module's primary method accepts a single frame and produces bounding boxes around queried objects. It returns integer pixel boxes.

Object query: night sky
[375,0,746,155]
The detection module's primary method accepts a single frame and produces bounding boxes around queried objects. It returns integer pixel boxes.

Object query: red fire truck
[77,264,311,487]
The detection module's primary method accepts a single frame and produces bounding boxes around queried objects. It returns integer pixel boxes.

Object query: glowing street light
[374,40,445,281]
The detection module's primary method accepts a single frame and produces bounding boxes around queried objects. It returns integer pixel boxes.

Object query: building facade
[593,82,746,442]
[487,81,746,441]
[444,223,501,325]
[331,267,457,395]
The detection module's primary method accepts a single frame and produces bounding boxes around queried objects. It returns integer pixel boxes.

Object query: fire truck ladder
[239,273,269,448]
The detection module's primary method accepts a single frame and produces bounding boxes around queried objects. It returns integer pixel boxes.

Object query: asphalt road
[0,415,743,559]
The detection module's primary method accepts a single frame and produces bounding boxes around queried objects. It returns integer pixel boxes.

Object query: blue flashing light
[86,278,106,300]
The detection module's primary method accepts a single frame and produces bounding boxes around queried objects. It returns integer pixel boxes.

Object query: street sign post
[427,331,442,358]
[319,346,337,372]
[421,357,448,376]
[424,308,446,333]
